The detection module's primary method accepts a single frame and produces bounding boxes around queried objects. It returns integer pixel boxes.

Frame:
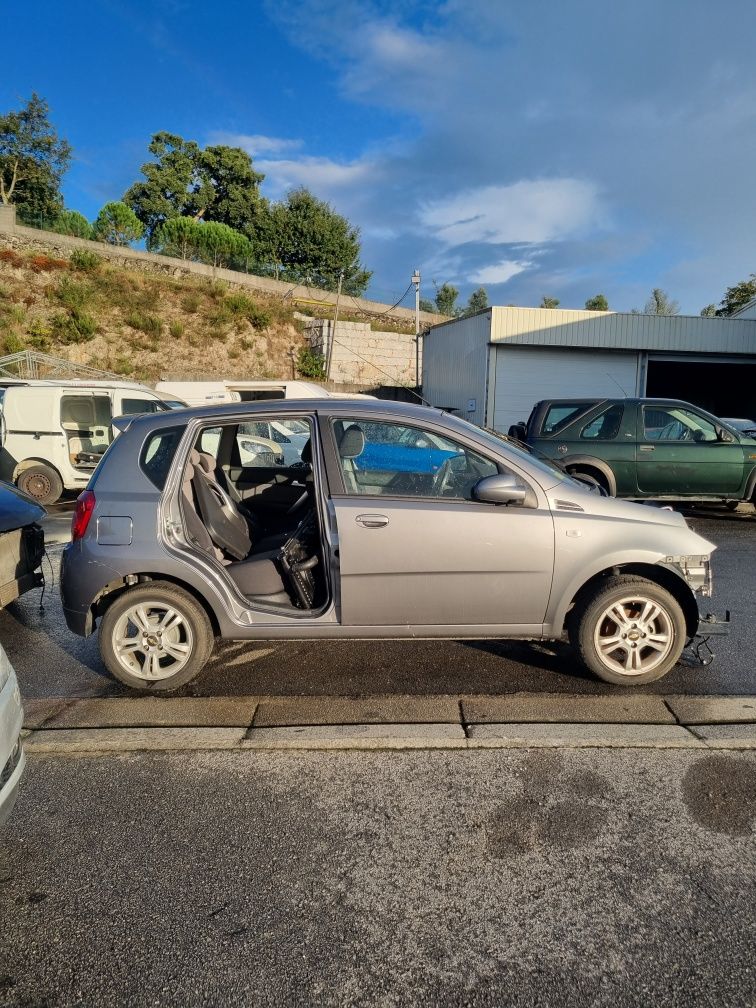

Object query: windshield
[451,415,572,484]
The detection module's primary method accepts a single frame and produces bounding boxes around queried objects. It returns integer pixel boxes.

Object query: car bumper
[0,660,25,828]
[695,611,731,638]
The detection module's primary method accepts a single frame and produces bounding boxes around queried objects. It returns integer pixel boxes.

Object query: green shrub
[51,308,97,343]
[69,249,102,272]
[2,332,25,354]
[26,318,51,350]
[125,311,163,337]
[246,304,271,330]
[56,276,93,311]
[297,346,326,379]
[169,320,184,338]
[111,356,133,376]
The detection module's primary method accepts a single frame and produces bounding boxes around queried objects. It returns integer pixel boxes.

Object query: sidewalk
[22,692,756,753]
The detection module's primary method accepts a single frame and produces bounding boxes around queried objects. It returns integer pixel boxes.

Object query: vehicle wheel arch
[561,455,616,496]
[13,457,64,482]
[92,573,221,636]
[564,562,699,639]
[745,467,756,503]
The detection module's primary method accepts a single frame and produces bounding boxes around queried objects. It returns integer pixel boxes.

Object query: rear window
[140,425,185,489]
[541,402,595,435]
[581,404,624,440]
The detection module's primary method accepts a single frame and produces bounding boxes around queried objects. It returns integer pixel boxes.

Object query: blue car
[357,440,459,474]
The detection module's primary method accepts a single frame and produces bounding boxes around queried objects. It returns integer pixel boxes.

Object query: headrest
[300,438,312,464]
[197,452,215,474]
[189,449,201,466]
[338,425,365,459]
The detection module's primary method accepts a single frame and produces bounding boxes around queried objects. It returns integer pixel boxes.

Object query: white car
[0,643,24,827]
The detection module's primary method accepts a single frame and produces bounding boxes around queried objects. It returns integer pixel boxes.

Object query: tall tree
[435,282,459,316]
[643,288,679,315]
[272,188,371,295]
[193,220,252,271]
[540,296,560,309]
[0,93,72,222]
[464,286,489,315]
[419,298,436,313]
[714,274,756,316]
[585,294,608,311]
[152,216,204,260]
[51,209,92,239]
[93,201,144,246]
[700,304,717,317]
[123,132,269,251]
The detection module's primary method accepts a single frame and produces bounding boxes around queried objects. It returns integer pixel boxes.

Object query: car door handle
[355,514,389,528]
[639,445,655,452]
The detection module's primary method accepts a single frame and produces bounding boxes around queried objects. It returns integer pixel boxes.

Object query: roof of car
[121,397,444,433]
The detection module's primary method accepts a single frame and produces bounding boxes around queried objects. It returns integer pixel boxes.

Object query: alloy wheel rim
[593,595,674,676]
[112,603,193,681]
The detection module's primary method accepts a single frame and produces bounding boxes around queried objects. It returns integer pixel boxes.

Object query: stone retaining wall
[0,205,445,327]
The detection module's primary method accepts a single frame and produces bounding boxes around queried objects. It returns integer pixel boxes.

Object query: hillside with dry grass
[0,246,310,381]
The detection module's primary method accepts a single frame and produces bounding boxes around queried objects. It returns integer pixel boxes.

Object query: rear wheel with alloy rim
[99,582,214,691]
[569,575,686,685]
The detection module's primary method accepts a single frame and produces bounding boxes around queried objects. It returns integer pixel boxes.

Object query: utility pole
[412,269,421,388]
[325,270,344,382]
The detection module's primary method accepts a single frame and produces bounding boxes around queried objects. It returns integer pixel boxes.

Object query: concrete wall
[0,205,445,328]
[306,319,420,387]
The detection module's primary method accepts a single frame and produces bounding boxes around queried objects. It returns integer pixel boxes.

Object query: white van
[154,379,376,406]
[0,380,170,504]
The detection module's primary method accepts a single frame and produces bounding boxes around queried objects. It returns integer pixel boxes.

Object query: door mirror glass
[473,473,533,507]
[716,425,736,443]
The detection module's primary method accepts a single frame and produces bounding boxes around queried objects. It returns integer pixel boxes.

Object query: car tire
[17,464,63,506]
[99,582,215,692]
[569,575,686,685]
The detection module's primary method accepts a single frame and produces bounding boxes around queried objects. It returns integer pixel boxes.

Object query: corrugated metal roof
[483,307,756,355]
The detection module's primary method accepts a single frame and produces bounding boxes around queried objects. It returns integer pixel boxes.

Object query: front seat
[337,425,365,494]
[192,452,252,560]
[182,452,289,602]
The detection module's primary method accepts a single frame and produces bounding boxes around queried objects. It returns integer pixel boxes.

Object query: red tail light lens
[71,490,96,541]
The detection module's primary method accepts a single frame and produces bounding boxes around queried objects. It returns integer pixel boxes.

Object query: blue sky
[3,0,756,312]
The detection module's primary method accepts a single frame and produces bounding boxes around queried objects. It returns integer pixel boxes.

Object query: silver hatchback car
[61,399,721,691]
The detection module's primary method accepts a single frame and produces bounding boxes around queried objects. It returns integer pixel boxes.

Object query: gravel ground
[1,748,754,1007]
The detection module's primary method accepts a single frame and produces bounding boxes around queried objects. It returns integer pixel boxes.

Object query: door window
[643,407,718,442]
[541,402,594,435]
[332,419,500,499]
[121,397,162,415]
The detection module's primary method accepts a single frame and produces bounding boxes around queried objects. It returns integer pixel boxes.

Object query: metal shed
[422,307,756,432]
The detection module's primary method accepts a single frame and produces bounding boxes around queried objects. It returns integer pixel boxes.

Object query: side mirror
[473,473,534,507]
[716,425,736,443]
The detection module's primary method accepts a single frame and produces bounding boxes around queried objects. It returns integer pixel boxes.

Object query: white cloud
[470,260,530,285]
[420,179,605,246]
[206,131,303,155]
[256,156,379,198]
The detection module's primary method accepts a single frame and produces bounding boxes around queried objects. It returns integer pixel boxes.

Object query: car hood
[0,480,46,530]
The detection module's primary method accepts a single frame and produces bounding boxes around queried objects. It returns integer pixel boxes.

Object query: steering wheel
[430,457,458,496]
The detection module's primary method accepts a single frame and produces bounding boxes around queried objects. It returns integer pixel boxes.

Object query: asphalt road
[3,507,754,700]
[1,748,755,1007]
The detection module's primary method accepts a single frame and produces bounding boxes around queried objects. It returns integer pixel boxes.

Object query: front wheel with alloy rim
[569,575,687,685]
[99,582,214,691]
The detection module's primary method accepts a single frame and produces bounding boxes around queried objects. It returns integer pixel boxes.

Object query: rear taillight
[71,490,96,541]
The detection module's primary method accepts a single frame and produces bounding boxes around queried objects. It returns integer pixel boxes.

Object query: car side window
[581,404,624,440]
[332,418,501,499]
[237,418,311,467]
[140,425,185,489]
[643,407,718,442]
[121,398,161,415]
[542,402,594,435]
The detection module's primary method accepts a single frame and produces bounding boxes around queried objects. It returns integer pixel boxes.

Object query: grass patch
[181,291,201,313]
[125,310,163,337]
[55,276,94,311]
[27,252,68,273]
[169,320,185,338]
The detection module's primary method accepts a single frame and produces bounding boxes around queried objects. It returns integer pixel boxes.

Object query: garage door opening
[646,359,756,420]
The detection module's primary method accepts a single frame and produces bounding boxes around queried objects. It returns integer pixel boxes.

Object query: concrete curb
[21,721,756,754]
